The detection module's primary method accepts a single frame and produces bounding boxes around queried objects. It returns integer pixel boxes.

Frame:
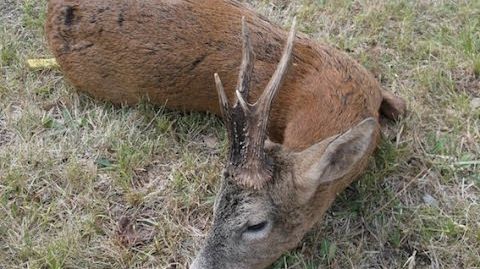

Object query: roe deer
[46,0,406,268]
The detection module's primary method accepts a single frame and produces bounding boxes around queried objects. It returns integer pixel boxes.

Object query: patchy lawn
[1,0,479,268]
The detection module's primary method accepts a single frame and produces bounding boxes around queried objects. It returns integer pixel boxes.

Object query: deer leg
[380,90,406,121]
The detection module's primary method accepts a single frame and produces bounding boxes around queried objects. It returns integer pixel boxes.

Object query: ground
[1,0,479,268]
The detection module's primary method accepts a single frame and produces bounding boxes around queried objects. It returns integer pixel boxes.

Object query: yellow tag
[27,58,59,69]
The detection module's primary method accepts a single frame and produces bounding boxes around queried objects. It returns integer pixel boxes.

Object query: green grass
[1,0,480,268]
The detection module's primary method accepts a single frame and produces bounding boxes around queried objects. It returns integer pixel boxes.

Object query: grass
[1,0,479,268]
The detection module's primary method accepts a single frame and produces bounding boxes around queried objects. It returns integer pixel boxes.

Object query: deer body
[46,0,405,268]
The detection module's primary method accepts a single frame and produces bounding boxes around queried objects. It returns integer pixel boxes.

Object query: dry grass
[1,0,479,268]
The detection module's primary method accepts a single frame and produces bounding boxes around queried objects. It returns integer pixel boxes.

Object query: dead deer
[45,0,406,268]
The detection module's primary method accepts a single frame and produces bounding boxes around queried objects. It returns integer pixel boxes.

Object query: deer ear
[293,118,378,197]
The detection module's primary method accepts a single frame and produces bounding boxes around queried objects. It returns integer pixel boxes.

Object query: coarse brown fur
[45,0,407,268]
[45,0,405,150]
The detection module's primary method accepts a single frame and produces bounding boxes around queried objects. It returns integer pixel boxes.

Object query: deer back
[46,0,383,150]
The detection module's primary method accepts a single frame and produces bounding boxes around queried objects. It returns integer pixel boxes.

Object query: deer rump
[46,0,406,268]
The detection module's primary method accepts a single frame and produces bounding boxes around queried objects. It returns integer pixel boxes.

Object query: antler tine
[255,18,297,116]
[234,17,255,111]
[214,73,230,119]
[236,89,250,112]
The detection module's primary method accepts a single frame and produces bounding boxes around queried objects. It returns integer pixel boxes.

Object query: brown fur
[45,0,404,150]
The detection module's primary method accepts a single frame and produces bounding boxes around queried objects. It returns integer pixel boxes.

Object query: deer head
[190,18,379,269]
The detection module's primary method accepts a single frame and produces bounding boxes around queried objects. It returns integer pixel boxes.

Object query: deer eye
[242,220,271,240]
[246,221,268,233]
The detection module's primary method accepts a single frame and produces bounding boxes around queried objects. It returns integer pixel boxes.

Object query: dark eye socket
[246,221,268,233]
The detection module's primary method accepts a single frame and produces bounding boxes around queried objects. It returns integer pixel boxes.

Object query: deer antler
[215,17,297,189]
